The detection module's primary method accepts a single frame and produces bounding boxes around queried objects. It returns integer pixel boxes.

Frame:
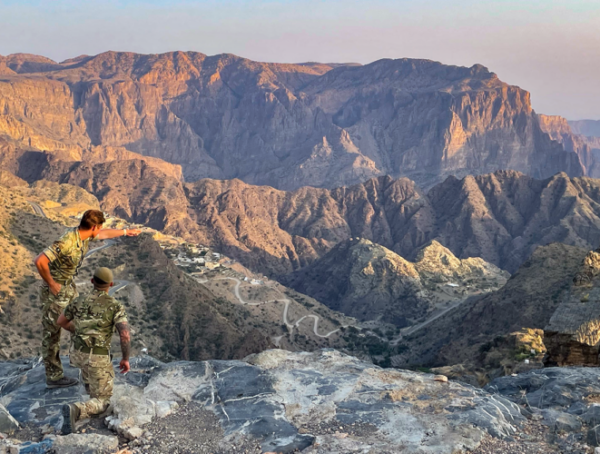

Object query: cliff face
[538,114,600,178]
[0,51,584,189]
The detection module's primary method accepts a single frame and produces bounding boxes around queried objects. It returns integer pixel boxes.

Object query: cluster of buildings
[161,242,226,273]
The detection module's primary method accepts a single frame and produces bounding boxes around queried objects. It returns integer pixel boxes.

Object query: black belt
[74,338,109,356]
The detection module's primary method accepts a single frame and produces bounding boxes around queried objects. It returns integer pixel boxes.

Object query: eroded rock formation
[544,247,600,366]
[282,238,508,326]
[0,350,527,453]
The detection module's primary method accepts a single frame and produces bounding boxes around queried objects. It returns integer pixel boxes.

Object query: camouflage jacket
[43,228,95,284]
[64,289,128,350]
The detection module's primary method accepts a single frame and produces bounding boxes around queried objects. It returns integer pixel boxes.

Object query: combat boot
[47,376,79,389]
[61,403,80,435]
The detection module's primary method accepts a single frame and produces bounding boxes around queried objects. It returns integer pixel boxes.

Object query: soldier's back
[65,289,126,350]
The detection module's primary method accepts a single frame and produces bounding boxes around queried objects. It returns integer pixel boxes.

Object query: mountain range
[393,242,588,375]
[7,143,600,277]
[3,49,600,381]
[0,51,595,190]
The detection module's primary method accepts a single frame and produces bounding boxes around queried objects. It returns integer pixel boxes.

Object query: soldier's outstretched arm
[96,228,142,240]
[115,322,131,373]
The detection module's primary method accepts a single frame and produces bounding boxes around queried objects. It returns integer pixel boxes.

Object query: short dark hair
[93,276,109,286]
[80,210,105,230]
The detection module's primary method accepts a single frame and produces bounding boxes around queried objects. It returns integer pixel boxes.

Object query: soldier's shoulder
[56,228,78,245]
[72,291,93,305]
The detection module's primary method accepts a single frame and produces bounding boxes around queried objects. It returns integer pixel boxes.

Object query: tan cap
[93,267,113,284]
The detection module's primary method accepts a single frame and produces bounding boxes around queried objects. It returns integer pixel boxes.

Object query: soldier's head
[80,210,105,238]
[91,267,114,290]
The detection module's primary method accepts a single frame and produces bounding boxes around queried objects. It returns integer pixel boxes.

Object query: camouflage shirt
[64,289,128,350]
[43,228,94,284]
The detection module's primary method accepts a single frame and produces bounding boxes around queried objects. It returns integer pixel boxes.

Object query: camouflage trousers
[70,349,114,419]
[40,282,78,381]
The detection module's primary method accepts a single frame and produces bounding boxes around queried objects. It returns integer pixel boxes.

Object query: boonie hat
[93,267,114,284]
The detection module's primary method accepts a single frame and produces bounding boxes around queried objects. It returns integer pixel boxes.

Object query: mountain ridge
[0,50,585,189]
[5,147,600,279]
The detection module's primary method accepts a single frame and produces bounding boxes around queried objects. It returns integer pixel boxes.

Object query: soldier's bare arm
[34,253,62,296]
[115,322,131,373]
[96,228,142,240]
[57,313,75,333]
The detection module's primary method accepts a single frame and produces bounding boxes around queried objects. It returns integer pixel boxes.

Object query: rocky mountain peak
[414,240,460,267]
[283,236,508,326]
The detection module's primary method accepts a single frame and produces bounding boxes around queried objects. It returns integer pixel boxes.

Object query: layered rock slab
[487,367,600,446]
[1,350,528,453]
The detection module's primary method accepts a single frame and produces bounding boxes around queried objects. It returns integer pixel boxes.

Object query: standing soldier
[34,210,140,388]
[57,267,131,434]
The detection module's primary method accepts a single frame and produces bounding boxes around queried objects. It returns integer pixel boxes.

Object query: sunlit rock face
[0,52,584,189]
[544,248,600,366]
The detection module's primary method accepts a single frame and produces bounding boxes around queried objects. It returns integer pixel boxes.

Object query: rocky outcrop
[0,170,26,188]
[0,51,585,189]
[0,404,19,435]
[0,350,532,453]
[487,366,600,445]
[544,248,600,366]
[393,243,588,370]
[282,238,508,326]
[6,350,600,453]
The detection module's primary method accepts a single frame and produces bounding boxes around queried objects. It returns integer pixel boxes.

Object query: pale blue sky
[1,0,599,119]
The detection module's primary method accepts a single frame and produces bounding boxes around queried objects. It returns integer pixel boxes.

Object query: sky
[1,0,599,120]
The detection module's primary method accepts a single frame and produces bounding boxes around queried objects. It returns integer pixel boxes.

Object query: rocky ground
[3,350,600,453]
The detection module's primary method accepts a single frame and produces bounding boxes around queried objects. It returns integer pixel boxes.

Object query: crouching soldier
[56,267,131,435]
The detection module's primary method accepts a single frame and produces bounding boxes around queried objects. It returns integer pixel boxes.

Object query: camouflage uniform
[41,228,94,381]
[63,289,127,419]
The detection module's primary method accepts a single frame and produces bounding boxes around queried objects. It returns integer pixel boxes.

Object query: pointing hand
[125,229,142,237]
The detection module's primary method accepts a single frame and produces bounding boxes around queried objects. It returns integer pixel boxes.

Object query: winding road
[85,240,117,258]
[72,233,349,345]
[109,280,130,296]
[393,294,482,343]
[28,201,47,218]
[196,276,346,342]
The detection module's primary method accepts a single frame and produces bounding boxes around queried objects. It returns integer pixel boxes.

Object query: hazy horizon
[1,0,599,120]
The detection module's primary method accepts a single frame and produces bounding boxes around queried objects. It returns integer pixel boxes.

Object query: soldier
[34,210,140,388]
[57,267,131,435]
